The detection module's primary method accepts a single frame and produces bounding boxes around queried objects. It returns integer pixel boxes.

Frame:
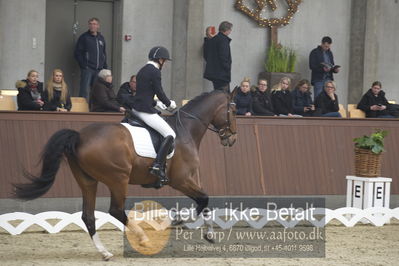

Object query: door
[45,0,114,96]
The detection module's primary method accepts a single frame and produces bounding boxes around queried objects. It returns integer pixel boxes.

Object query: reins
[177,109,219,133]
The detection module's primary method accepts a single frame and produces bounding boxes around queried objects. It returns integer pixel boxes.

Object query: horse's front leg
[169,168,214,243]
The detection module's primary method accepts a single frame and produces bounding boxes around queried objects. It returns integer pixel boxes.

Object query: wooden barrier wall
[0,111,398,198]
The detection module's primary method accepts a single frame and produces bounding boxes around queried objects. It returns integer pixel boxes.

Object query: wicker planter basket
[354,147,383,177]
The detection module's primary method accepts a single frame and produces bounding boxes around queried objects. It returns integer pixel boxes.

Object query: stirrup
[149,165,169,185]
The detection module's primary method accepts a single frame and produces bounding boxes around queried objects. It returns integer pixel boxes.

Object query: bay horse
[14,90,237,260]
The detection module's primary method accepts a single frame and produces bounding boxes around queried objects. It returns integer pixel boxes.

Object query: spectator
[309,36,340,99]
[203,26,216,60]
[357,81,395,118]
[252,79,275,116]
[291,79,315,116]
[117,74,136,108]
[234,78,252,116]
[16,70,45,111]
[271,77,298,117]
[314,80,341,117]
[74,17,108,99]
[43,69,72,112]
[203,21,233,91]
[89,69,125,113]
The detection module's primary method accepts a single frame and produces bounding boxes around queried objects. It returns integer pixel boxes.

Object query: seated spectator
[291,79,315,116]
[314,80,341,117]
[357,81,395,118]
[16,70,44,110]
[43,69,72,112]
[252,79,275,116]
[271,77,300,117]
[234,77,252,116]
[90,69,126,113]
[117,74,136,108]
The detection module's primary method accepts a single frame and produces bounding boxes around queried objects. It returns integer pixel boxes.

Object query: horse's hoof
[102,251,114,261]
[140,240,151,248]
[204,233,215,244]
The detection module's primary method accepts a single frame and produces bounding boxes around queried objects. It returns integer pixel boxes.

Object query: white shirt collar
[147,61,160,69]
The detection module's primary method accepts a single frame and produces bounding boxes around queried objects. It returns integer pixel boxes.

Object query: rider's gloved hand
[156,100,167,110]
[167,100,177,112]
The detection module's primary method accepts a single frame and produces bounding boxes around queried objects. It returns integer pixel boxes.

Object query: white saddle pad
[121,123,174,159]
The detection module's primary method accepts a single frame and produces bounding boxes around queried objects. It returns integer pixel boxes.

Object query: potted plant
[258,43,301,90]
[353,129,388,177]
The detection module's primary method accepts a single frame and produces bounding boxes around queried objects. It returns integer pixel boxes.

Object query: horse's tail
[13,129,80,200]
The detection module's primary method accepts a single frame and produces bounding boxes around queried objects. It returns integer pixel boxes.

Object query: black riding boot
[149,136,174,186]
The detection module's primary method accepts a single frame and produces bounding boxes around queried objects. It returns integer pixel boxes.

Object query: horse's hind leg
[69,158,113,260]
[108,182,150,247]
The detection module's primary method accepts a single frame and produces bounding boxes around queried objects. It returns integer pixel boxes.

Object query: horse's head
[211,92,237,147]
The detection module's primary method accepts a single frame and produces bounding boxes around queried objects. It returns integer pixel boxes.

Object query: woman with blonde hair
[234,77,253,116]
[43,69,72,111]
[16,69,45,110]
[271,77,296,116]
[314,80,341,117]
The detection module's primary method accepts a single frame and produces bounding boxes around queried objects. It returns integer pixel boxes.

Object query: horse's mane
[180,90,227,112]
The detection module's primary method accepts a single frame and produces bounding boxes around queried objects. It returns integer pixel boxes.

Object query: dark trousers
[212,80,230,92]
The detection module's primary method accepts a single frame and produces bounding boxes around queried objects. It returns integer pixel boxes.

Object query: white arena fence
[0,207,398,235]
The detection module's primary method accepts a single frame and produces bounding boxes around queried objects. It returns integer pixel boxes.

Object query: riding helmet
[148,46,171,61]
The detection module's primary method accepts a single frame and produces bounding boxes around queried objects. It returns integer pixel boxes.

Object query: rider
[130,46,177,186]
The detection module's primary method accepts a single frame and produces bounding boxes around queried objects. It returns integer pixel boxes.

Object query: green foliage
[265,43,297,73]
[353,129,388,154]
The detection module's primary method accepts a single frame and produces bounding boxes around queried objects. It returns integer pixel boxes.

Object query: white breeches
[132,109,176,139]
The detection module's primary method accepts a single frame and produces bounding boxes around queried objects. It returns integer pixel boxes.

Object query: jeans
[79,68,99,99]
[312,81,325,100]
[321,112,341,117]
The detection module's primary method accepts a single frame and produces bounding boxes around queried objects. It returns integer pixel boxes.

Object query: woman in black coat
[357,81,394,118]
[251,79,275,116]
[43,69,72,112]
[291,79,315,116]
[234,78,253,116]
[314,81,341,117]
[271,77,297,116]
[89,69,125,113]
[16,70,45,111]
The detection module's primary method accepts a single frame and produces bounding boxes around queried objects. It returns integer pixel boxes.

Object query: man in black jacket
[203,21,233,92]
[309,36,340,99]
[74,17,108,99]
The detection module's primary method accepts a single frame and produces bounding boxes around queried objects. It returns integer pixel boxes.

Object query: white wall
[374,0,399,102]
[203,0,352,104]
[0,0,398,106]
[0,0,46,90]
[121,0,174,96]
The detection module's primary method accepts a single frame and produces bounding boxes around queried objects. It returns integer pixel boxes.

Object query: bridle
[176,100,237,140]
[216,101,237,140]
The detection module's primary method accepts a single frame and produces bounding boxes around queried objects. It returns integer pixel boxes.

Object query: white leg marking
[92,233,113,260]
